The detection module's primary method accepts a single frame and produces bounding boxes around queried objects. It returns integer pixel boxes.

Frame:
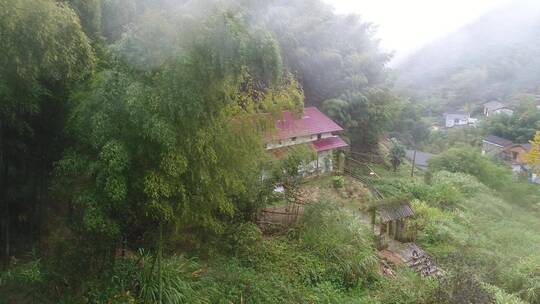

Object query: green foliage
[429,146,512,189]
[323,89,398,150]
[388,100,431,146]
[68,0,102,39]
[332,176,345,189]
[367,271,438,304]
[298,202,379,289]
[278,144,316,180]
[0,0,96,265]
[433,269,495,304]
[0,257,44,302]
[421,127,482,154]
[483,284,528,304]
[483,98,540,143]
[263,0,391,104]
[138,253,202,304]
[410,199,465,251]
[222,222,263,257]
[389,138,406,172]
[428,145,540,207]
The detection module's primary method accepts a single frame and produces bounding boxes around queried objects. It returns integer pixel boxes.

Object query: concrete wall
[266,132,333,150]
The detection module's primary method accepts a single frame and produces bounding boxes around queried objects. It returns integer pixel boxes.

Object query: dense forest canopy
[0,0,394,298]
[397,0,540,109]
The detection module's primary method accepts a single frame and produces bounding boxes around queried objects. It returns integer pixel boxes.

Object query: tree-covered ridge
[397,1,540,108]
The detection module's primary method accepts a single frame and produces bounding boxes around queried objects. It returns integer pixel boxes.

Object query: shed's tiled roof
[484,101,505,111]
[377,202,415,223]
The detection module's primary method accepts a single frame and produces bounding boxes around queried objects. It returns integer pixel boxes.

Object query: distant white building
[483,101,513,117]
[444,112,476,128]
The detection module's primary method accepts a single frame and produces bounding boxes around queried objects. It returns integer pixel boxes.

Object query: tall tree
[323,88,397,151]
[389,138,406,172]
[0,0,94,262]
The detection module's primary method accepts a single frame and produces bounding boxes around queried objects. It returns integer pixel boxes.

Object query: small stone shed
[376,202,415,243]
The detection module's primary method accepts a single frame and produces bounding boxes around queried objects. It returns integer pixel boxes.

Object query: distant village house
[482,135,513,157]
[266,107,348,175]
[444,112,477,128]
[482,134,539,183]
[483,101,514,117]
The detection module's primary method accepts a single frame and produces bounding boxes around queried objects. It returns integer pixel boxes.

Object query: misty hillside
[397,0,540,108]
[4,0,540,303]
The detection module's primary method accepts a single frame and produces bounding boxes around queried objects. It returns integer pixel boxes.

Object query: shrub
[0,257,44,303]
[432,269,495,304]
[428,145,511,190]
[410,200,468,256]
[223,222,263,258]
[137,252,202,304]
[332,176,345,188]
[367,269,438,304]
[298,202,379,289]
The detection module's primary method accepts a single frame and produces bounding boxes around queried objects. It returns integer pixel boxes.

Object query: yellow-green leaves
[525,131,540,170]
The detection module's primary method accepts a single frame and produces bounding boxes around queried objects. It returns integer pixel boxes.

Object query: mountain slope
[397,0,540,108]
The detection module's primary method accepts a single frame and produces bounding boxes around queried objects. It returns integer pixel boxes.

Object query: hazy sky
[324,0,512,63]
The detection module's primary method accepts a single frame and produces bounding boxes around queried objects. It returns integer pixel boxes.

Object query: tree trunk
[4,201,9,267]
[158,222,163,304]
[0,119,8,268]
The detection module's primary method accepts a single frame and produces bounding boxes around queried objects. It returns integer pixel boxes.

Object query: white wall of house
[445,114,470,128]
[298,150,334,175]
[266,132,333,150]
[493,108,514,116]
[318,150,334,173]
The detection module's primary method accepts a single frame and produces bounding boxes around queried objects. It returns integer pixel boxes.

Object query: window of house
[454,118,459,124]
[512,151,518,160]
[317,134,322,140]
[291,137,297,142]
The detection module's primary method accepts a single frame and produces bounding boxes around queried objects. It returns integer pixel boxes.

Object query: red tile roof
[273,107,344,140]
[312,136,348,152]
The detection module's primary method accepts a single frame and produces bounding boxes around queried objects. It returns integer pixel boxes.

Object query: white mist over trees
[397,0,540,109]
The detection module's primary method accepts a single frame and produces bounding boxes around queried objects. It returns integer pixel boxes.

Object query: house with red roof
[266,107,348,174]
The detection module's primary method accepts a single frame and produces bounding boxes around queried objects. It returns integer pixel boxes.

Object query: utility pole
[411,150,417,178]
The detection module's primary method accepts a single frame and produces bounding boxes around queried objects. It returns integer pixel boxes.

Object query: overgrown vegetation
[369,149,540,303]
[3,0,540,303]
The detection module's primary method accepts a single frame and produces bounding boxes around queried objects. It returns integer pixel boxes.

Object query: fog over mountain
[324,0,512,64]
[396,0,540,108]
